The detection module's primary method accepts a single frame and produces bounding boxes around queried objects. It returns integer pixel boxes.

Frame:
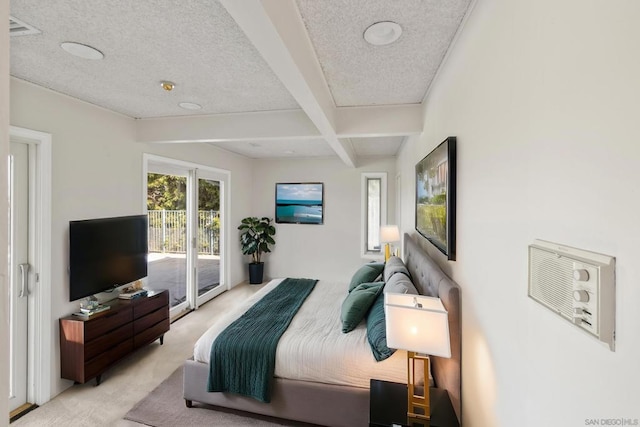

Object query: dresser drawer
[134,306,168,334]
[134,317,169,349]
[134,291,169,319]
[84,339,133,381]
[84,322,133,361]
[84,308,133,342]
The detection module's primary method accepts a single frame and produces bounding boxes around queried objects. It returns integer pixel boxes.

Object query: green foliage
[238,217,276,264]
[147,173,220,211]
[416,204,447,245]
[198,180,221,211]
[147,173,187,210]
[211,216,220,231]
[430,193,446,205]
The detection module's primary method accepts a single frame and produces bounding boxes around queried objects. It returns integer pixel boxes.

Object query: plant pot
[248,262,264,284]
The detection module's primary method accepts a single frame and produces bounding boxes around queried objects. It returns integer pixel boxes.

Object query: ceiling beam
[336,104,424,138]
[135,104,423,143]
[136,109,319,143]
[136,104,424,142]
[219,0,357,167]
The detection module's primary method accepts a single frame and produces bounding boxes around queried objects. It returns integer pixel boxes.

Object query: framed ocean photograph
[415,136,456,260]
[275,183,324,225]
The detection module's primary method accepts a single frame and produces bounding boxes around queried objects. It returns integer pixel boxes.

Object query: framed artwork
[275,182,324,225]
[415,137,456,260]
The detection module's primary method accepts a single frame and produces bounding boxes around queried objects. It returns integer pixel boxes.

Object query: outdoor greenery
[416,203,447,244]
[147,173,220,211]
[146,173,221,255]
[430,193,446,205]
[238,217,276,264]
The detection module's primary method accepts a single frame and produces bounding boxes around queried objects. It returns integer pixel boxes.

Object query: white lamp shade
[384,292,451,358]
[380,225,400,243]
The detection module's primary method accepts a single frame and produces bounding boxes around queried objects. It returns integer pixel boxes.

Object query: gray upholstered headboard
[404,233,461,421]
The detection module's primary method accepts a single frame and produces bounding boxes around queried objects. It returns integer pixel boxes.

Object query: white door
[9,141,30,412]
[195,171,226,307]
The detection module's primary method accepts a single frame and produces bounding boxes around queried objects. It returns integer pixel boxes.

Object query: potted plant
[238,216,276,284]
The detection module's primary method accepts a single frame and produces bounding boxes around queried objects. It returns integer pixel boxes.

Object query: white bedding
[194,278,425,389]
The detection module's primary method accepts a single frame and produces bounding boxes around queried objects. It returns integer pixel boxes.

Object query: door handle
[19,263,30,298]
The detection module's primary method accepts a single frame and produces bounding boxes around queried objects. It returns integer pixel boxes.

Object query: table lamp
[385,292,451,422]
[380,225,400,261]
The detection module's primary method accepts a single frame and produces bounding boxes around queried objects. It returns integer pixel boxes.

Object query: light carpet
[123,367,313,427]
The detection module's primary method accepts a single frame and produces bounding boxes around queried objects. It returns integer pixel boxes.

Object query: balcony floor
[147,254,220,308]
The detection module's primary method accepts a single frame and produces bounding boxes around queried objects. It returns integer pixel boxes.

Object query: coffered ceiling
[9,0,472,165]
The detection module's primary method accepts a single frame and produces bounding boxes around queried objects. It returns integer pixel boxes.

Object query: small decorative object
[380,225,400,261]
[275,183,324,224]
[415,136,456,260]
[385,292,451,422]
[80,296,100,312]
[238,217,276,284]
[119,280,148,300]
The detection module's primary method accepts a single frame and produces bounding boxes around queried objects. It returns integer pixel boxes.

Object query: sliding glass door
[195,172,225,306]
[146,170,189,311]
[145,156,228,316]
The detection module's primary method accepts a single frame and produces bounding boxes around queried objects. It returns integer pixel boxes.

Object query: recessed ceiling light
[178,102,202,110]
[363,21,402,46]
[284,150,296,155]
[160,81,176,91]
[60,42,104,60]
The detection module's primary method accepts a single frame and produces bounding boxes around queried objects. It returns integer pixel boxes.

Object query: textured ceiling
[10,0,299,118]
[9,0,472,161]
[296,0,471,107]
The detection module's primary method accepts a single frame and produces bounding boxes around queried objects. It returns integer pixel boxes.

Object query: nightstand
[369,379,459,427]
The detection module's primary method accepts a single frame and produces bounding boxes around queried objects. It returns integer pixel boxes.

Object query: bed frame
[183,233,461,426]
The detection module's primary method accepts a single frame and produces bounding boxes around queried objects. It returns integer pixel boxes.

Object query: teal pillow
[341,282,384,333]
[366,291,396,361]
[349,263,385,292]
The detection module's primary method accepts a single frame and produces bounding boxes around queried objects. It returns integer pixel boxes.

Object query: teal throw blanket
[208,278,318,402]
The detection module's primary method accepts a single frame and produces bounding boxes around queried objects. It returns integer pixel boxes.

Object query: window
[361,172,387,259]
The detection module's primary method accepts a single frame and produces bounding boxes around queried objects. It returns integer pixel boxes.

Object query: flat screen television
[69,214,148,301]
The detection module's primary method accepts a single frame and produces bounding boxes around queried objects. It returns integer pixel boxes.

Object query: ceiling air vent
[9,16,41,36]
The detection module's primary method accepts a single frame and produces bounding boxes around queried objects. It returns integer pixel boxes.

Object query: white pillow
[383,256,412,282]
[384,272,418,295]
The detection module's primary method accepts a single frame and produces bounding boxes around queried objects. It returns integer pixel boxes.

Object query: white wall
[9,78,254,399]
[252,157,396,281]
[397,0,640,426]
[0,2,9,425]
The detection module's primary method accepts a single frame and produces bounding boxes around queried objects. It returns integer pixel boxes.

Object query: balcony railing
[148,210,220,255]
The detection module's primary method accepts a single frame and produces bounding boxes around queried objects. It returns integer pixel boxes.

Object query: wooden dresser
[59,289,170,385]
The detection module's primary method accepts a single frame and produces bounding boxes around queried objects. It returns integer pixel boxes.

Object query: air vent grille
[9,16,41,36]
[527,239,616,351]
[529,248,574,319]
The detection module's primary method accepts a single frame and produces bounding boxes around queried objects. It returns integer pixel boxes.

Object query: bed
[183,233,461,426]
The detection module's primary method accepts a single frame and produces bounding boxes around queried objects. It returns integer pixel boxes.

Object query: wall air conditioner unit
[528,240,615,351]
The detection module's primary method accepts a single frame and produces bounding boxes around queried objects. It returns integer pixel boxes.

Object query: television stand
[59,289,169,385]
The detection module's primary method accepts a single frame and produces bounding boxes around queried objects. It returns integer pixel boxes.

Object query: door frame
[9,125,52,406]
[142,154,230,315]
[193,167,228,308]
